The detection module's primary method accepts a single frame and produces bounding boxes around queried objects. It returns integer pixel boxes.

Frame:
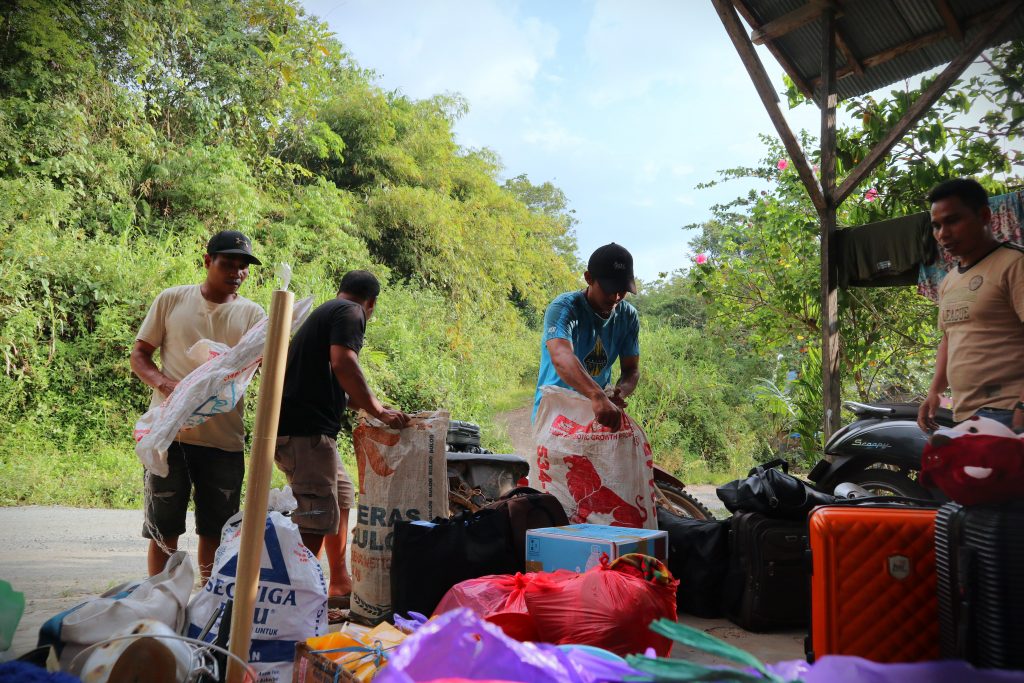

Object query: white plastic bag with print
[532,385,657,530]
[185,498,327,683]
[350,410,450,625]
[133,296,314,477]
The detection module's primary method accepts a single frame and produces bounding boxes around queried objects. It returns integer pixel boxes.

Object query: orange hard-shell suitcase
[807,504,940,663]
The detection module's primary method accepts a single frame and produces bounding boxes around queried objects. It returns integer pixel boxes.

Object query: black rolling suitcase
[723,511,809,631]
[935,501,1024,668]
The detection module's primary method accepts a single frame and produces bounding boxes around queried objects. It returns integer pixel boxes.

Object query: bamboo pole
[227,289,294,683]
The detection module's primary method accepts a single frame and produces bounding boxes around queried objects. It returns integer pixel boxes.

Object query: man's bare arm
[129,339,178,395]
[615,355,639,400]
[917,334,949,431]
[546,338,622,430]
[329,345,408,428]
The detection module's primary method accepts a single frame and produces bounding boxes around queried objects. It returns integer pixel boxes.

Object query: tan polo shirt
[938,244,1024,420]
[137,285,265,451]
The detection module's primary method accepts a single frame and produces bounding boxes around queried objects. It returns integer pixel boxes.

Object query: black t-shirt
[278,298,366,438]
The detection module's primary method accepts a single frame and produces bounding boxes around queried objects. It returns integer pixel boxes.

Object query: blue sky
[298,0,846,280]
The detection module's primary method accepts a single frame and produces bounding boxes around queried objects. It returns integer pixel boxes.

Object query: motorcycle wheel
[655,482,714,520]
[840,467,931,499]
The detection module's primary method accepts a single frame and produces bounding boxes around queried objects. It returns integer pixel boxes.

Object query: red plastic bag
[524,554,678,656]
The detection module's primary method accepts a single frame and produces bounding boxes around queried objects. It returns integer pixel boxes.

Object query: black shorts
[142,441,244,539]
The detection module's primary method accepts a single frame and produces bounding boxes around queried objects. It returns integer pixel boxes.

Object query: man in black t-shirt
[275,270,409,607]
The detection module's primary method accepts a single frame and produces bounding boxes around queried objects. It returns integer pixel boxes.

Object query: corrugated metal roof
[738,0,1024,102]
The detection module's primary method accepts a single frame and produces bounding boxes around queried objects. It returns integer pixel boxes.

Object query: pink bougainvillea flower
[813,164,820,174]
[777,159,788,171]
[695,253,708,265]
[865,187,879,202]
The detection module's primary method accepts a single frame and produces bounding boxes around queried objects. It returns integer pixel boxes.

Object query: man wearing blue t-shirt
[534,243,641,432]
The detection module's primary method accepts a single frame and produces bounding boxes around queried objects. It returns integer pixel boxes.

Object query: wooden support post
[820,6,841,439]
[834,0,1023,205]
[227,289,295,683]
[713,0,827,212]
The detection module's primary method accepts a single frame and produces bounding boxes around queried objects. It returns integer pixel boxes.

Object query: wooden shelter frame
[710,0,1023,437]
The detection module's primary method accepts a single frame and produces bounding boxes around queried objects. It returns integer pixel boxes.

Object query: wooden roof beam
[835,28,864,75]
[813,4,1007,87]
[835,0,1024,206]
[934,0,965,42]
[751,0,839,45]
[733,0,816,99]
[713,0,827,212]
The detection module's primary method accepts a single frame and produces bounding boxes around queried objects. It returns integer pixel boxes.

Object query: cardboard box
[525,524,668,573]
[293,621,405,683]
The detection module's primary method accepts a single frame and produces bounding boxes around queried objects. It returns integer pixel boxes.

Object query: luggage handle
[826,495,941,508]
[747,459,788,509]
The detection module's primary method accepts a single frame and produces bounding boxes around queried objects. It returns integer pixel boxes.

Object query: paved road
[0,504,802,665]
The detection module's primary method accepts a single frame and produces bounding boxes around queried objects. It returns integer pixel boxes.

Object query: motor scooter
[807,401,956,499]
[445,420,714,519]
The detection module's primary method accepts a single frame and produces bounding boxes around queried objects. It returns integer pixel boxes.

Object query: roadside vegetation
[1,2,1021,505]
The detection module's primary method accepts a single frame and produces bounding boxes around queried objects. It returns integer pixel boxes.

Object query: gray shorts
[274,434,356,535]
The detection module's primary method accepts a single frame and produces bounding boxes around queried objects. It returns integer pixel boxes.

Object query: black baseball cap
[587,243,636,294]
[206,230,261,265]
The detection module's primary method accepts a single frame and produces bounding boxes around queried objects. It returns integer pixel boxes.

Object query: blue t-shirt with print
[533,290,640,419]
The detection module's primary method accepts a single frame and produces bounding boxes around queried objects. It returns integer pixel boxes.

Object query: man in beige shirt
[131,231,266,581]
[918,179,1024,433]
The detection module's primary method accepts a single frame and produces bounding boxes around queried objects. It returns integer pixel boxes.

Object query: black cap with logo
[587,243,636,294]
[206,230,261,265]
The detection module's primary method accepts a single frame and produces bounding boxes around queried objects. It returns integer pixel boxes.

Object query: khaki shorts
[274,434,356,535]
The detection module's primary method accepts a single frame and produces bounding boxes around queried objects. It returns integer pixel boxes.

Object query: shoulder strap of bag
[498,486,543,500]
[748,458,789,477]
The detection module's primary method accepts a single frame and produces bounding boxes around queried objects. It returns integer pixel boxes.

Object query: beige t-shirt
[137,285,265,451]
[938,244,1024,420]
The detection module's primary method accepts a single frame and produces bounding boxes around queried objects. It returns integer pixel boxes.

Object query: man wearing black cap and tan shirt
[131,230,266,582]
[533,243,640,432]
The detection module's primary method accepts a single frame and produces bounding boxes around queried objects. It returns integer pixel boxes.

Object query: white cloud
[674,194,695,206]
[582,1,729,106]
[306,0,558,111]
[522,120,586,152]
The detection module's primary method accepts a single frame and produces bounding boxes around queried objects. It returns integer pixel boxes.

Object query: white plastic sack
[186,510,328,683]
[532,385,657,530]
[40,550,194,674]
[350,411,450,625]
[133,296,314,477]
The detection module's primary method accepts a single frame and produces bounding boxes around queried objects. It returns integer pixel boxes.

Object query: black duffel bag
[391,507,519,618]
[391,487,568,617]
[657,506,730,618]
[716,458,836,519]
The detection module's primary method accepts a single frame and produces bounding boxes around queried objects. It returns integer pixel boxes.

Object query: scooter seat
[844,401,955,425]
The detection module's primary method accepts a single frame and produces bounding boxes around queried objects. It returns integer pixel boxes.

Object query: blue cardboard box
[525,524,668,573]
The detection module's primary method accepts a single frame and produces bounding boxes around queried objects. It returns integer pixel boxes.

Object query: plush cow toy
[921,415,1024,505]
